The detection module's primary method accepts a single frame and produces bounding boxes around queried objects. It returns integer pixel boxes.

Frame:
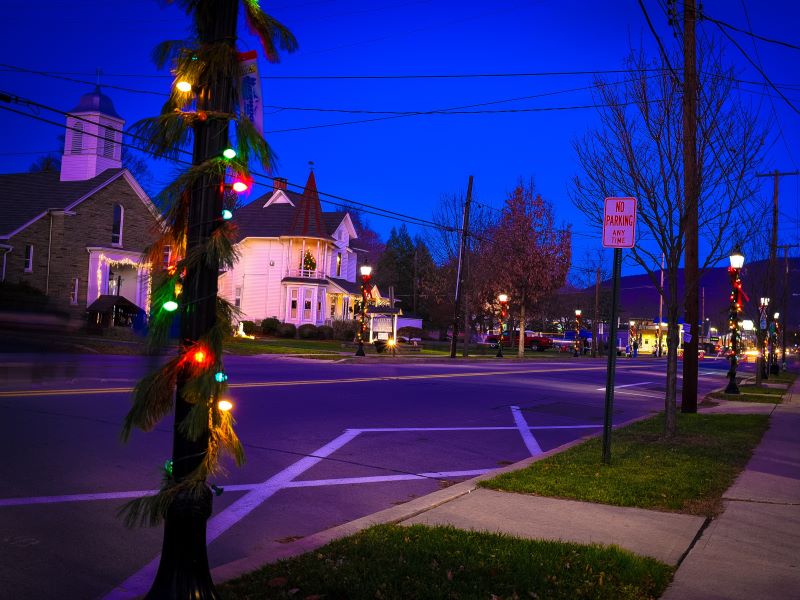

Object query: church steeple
[60,86,124,182]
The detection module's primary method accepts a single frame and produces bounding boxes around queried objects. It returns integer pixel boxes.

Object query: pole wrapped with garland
[119,1,296,597]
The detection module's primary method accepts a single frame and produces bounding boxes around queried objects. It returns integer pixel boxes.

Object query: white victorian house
[219,170,379,326]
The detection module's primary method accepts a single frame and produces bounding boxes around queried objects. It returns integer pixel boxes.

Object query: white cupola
[60,86,124,181]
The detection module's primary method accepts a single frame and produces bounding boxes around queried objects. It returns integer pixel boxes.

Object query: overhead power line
[700,12,800,52]
[0,92,450,232]
[711,20,800,115]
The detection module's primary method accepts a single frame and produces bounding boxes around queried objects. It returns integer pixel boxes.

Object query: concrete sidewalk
[661,379,800,600]
[214,376,800,599]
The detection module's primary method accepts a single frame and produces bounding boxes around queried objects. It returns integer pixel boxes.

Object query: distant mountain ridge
[590,257,800,330]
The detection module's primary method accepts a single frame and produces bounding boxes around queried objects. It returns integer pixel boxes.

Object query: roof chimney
[273,177,288,191]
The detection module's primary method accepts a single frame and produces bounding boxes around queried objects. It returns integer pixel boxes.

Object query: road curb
[211,411,656,584]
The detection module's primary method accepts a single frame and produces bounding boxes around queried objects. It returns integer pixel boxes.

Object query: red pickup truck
[485,330,554,351]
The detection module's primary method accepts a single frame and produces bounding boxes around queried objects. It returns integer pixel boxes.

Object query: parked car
[485,330,554,351]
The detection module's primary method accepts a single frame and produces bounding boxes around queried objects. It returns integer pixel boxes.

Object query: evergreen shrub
[241,320,257,336]
[277,323,297,338]
[261,317,280,335]
[332,319,356,341]
[298,324,319,339]
[318,325,334,340]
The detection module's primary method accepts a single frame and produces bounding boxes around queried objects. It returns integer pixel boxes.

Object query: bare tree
[427,189,496,336]
[571,47,764,436]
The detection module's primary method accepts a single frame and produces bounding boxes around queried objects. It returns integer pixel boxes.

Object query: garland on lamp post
[496,293,508,358]
[574,309,582,357]
[355,265,373,356]
[117,2,296,597]
[725,248,745,394]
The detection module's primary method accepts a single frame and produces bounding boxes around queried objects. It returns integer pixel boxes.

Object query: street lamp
[574,309,582,357]
[355,265,373,356]
[771,311,780,374]
[496,293,508,358]
[725,247,744,394]
[759,296,770,379]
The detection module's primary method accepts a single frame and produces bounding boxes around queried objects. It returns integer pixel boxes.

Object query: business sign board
[602,197,637,248]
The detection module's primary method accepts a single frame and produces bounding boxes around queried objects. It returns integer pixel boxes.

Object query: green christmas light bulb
[163,300,179,312]
[214,371,228,383]
[221,209,233,220]
[223,148,237,159]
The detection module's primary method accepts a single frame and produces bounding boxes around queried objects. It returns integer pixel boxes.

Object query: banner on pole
[238,51,263,135]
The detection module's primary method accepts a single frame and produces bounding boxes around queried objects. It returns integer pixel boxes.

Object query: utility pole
[778,243,799,369]
[592,266,600,357]
[681,0,700,414]
[450,175,473,358]
[412,247,418,316]
[658,253,664,357]
[756,170,798,374]
[147,1,239,597]
[462,233,470,357]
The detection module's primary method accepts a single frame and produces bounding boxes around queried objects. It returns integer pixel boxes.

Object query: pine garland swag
[119,1,296,528]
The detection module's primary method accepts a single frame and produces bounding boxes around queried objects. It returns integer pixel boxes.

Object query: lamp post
[725,248,744,394]
[496,293,508,358]
[759,296,770,379]
[574,309,582,357]
[355,265,372,356]
[771,311,780,374]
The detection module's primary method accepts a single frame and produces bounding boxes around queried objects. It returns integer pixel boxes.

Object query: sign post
[601,197,637,464]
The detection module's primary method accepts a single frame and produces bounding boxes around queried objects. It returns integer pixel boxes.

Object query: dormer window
[112,204,124,246]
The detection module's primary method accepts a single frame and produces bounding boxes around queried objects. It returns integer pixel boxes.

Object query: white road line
[356,425,603,432]
[0,426,603,509]
[510,406,542,456]
[103,429,361,600]
[595,381,653,391]
[283,469,492,487]
[0,489,156,507]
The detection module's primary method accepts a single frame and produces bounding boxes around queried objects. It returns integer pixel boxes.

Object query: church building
[0,87,161,320]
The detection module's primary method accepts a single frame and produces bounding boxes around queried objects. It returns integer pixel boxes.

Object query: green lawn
[480,413,769,516]
[220,524,673,600]
[708,380,793,403]
[223,337,344,356]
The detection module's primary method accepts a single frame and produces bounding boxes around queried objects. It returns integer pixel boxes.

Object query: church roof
[0,168,125,238]
[69,86,122,119]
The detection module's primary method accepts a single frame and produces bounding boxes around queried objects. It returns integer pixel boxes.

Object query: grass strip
[709,392,782,403]
[223,338,343,356]
[708,381,792,403]
[481,413,769,516]
[219,524,672,600]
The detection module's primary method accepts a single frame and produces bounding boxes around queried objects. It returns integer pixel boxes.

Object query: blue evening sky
[1,0,798,274]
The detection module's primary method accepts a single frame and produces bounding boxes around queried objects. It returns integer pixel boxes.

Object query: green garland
[119,0,296,528]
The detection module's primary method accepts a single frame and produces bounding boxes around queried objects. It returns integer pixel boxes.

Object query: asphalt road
[0,353,741,599]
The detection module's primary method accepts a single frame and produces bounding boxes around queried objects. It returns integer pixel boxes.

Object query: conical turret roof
[288,170,330,238]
